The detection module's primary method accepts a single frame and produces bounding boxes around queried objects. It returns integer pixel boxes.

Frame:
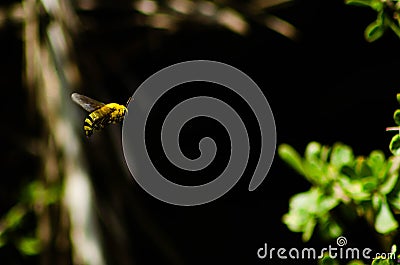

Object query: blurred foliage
[279,6,400,262]
[279,142,400,264]
[0,181,61,256]
[279,142,400,242]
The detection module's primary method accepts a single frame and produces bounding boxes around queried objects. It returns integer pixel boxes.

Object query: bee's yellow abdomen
[83,103,127,137]
[85,118,93,126]
[84,117,94,137]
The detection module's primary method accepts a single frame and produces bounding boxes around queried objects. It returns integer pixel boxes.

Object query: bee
[71,93,129,137]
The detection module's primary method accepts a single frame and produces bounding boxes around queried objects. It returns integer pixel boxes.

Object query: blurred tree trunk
[23,0,104,264]
[22,0,183,264]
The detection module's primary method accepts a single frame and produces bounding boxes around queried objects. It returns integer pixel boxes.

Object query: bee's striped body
[71,93,128,137]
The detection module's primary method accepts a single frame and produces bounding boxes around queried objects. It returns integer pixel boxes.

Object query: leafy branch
[346,0,400,42]
[279,142,400,244]
[279,142,400,263]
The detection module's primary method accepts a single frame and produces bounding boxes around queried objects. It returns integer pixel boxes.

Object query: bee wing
[71,93,105,112]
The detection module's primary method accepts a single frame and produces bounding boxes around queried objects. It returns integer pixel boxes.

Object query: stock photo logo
[257,236,400,262]
[122,60,276,206]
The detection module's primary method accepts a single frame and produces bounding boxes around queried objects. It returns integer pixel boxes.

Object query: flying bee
[71,93,130,137]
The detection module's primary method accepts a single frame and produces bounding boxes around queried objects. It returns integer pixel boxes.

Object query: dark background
[1,0,399,264]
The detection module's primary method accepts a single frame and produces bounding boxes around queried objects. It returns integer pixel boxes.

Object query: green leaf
[344,0,371,6]
[283,189,320,234]
[361,176,378,192]
[340,178,370,201]
[345,0,383,11]
[365,20,385,42]
[368,150,385,163]
[341,165,357,179]
[23,181,60,206]
[17,237,40,256]
[4,205,26,230]
[278,144,305,175]
[330,143,354,168]
[389,192,400,211]
[355,158,372,178]
[305,142,322,161]
[303,160,325,184]
[394,110,400,126]
[386,15,400,39]
[302,218,316,242]
[320,145,331,162]
[379,169,399,195]
[283,190,317,230]
[389,134,400,155]
[283,188,340,242]
[319,217,342,240]
[375,199,398,234]
[390,244,397,255]
[372,193,382,211]
[318,196,340,215]
[367,150,385,175]
[282,211,308,233]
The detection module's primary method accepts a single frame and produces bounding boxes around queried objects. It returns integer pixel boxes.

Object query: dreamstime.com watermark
[257,236,399,262]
